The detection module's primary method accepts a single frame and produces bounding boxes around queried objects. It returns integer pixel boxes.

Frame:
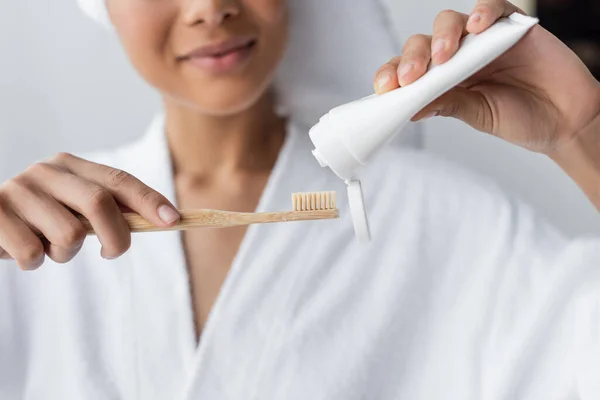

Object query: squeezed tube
[308,13,539,243]
[309,13,539,181]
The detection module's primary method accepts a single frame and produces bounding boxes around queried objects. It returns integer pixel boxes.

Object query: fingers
[397,34,433,87]
[374,2,525,94]
[374,35,433,93]
[412,86,495,134]
[7,174,87,264]
[0,153,172,269]
[45,240,85,265]
[431,10,469,65]
[52,153,180,228]
[0,195,45,270]
[467,0,523,34]
[29,162,131,260]
[374,56,402,93]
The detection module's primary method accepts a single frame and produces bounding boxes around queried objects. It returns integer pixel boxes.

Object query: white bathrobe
[1,116,599,400]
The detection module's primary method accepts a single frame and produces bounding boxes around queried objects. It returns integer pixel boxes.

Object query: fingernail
[468,13,482,25]
[398,63,414,79]
[376,72,392,91]
[158,205,180,224]
[432,40,447,58]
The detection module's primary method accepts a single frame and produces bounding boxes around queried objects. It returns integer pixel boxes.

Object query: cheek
[247,0,289,76]
[108,0,176,87]
[248,0,288,51]
[246,0,287,25]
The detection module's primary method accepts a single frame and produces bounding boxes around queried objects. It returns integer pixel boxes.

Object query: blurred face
[107,0,288,115]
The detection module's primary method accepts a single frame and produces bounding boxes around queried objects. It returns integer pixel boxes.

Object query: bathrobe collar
[118,115,337,399]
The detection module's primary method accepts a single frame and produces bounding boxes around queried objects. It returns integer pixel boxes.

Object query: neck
[164,93,286,179]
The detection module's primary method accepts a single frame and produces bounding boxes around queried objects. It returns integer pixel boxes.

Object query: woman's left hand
[374,0,600,156]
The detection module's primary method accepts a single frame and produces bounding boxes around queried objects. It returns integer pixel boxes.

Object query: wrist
[550,106,600,210]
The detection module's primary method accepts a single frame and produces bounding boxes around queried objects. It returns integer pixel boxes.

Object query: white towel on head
[273,0,402,129]
[75,0,421,147]
[76,0,111,28]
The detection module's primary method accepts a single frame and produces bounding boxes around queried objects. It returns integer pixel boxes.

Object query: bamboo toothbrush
[60,191,338,235]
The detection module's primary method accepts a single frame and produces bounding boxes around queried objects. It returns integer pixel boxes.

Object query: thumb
[412,86,495,134]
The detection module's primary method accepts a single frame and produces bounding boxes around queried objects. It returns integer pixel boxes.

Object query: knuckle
[438,9,458,19]
[473,3,496,14]
[386,56,403,66]
[137,186,158,206]
[86,186,115,215]
[2,174,35,197]
[376,63,395,76]
[404,35,417,45]
[106,168,132,188]
[11,174,32,189]
[405,34,428,47]
[24,163,42,176]
[57,223,87,248]
[472,5,485,14]
[50,152,74,164]
[24,162,59,180]
[404,36,431,55]
[402,49,428,62]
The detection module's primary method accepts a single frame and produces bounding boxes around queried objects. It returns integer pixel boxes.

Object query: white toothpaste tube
[309,13,540,243]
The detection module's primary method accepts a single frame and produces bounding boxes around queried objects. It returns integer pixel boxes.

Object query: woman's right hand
[0,153,180,270]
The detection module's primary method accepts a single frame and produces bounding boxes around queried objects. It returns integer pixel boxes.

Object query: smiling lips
[179,36,257,74]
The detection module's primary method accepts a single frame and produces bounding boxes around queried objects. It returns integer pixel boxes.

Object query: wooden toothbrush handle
[70,209,339,235]
[75,210,243,234]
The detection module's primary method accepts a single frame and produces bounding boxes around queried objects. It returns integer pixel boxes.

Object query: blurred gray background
[1,0,598,237]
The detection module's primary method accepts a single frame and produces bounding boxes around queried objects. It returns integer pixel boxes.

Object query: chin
[185,81,272,116]
[200,95,262,116]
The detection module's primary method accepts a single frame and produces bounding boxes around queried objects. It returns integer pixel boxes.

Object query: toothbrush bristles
[292,191,337,211]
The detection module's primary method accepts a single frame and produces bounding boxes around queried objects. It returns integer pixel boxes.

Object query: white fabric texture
[1,117,599,399]
[75,0,421,147]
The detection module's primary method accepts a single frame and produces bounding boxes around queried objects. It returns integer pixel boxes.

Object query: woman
[1,0,599,398]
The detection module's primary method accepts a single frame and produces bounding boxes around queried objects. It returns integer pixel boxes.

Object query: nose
[182,0,241,27]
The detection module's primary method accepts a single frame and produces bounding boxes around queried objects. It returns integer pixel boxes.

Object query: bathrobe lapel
[114,116,196,400]
[117,116,344,399]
